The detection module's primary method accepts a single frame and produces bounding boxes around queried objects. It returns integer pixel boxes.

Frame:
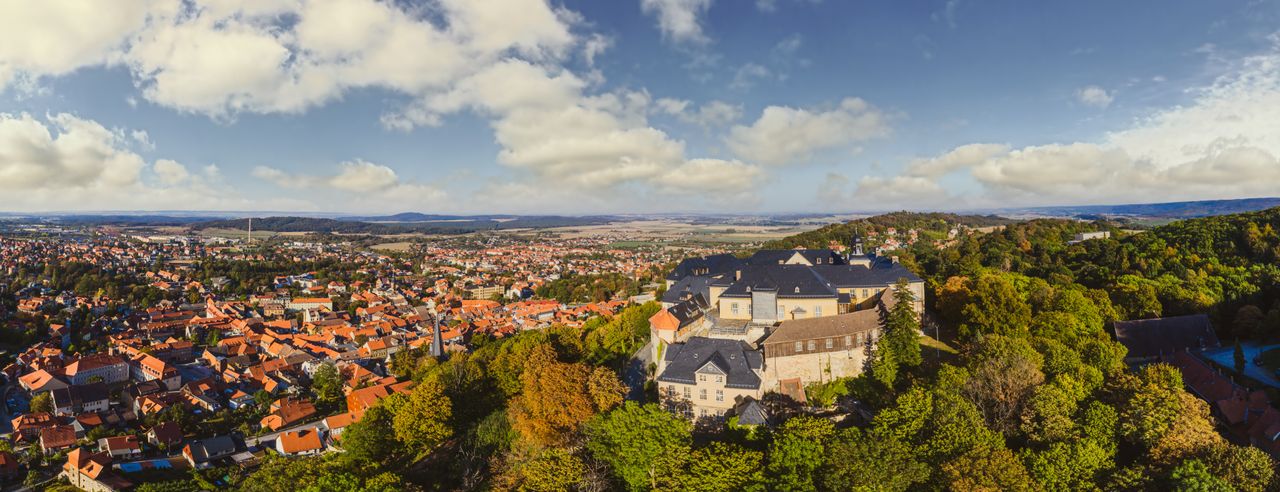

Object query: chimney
[735,270,742,281]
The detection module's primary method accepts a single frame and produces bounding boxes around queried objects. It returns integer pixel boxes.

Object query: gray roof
[1113,314,1220,359]
[748,249,843,266]
[658,337,762,389]
[732,397,770,426]
[663,275,715,304]
[666,253,744,281]
[187,435,239,462]
[665,294,708,329]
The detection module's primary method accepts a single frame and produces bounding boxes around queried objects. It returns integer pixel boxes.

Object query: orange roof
[277,429,323,454]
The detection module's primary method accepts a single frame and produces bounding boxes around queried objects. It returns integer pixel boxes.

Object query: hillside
[762,211,1014,251]
[1015,197,1280,219]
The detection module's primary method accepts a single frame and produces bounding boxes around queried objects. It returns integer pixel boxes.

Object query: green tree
[30,392,52,414]
[583,402,692,492]
[960,274,1033,339]
[872,279,923,388]
[392,379,453,452]
[1200,444,1275,492]
[514,447,586,492]
[340,405,401,463]
[1021,440,1112,490]
[311,362,344,409]
[1168,459,1232,492]
[821,427,928,492]
[765,416,835,492]
[941,446,1036,492]
[661,441,765,492]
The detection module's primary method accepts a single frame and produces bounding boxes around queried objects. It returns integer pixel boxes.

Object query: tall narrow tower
[851,231,864,257]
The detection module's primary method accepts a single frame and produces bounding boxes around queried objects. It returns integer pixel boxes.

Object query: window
[862,289,869,298]
[815,306,822,317]
[779,304,786,315]
[825,338,833,349]
[683,387,691,398]
[808,340,816,351]
[700,389,707,400]
[698,375,706,382]
[716,375,723,383]
[844,335,852,347]
[716,390,724,402]
[795,341,803,352]
[668,385,676,395]
[731,303,739,315]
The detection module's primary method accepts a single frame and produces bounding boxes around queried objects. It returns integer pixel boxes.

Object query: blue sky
[1,0,1278,214]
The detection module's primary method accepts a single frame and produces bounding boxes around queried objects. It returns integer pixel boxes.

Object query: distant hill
[1014,197,1280,219]
[193,215,621,234]
[762,212,1014,251]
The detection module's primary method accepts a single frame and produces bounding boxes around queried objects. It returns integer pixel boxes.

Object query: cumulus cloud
[640,0,713,45]
[1076,85,1114,108]
[727,98,891,166]
[252,159,451,209]
[0,0,154,91]
[653,158,762,194]
[906,143,1010,178]
[0,112,259,211]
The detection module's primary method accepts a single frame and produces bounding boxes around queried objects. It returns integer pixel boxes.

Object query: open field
[370,242,416,251]
[534,220,826,244]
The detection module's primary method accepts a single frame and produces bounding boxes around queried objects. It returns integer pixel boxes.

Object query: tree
[962,335,1045,435]
[340,405,401,463]
[510,344,624,446]
[506,447,586,492]
[960,274,1033,339]
[821,427,928,492]
[1234,340,1247,374]
[1200,444,1275,492]
[392,379,453,452]
[1168,459,1232,492]
[765,416,835,492]
[1021,440,1112,490]
[941,446,1036,492]
[872,279,923,388]
[657,441,765,492]
[30,392,52,414]
[311,362,344,409]
[583,402,692,492]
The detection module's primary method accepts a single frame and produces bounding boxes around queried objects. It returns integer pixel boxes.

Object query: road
[624,339,653,401]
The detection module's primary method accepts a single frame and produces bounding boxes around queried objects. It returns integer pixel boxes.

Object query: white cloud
[640,0,713,45]
[583,34,613,66]
[906,143,1010,178]
[330,160,399,192]
[756,0,822,13]
[1076,85,1114,108]
[0,112,255,211]
[656,98,742,127]
[726,98,891,166]
[0,0,154,91]
[153,159,190,185]
[729,63,772,90]
[653,158,762,194]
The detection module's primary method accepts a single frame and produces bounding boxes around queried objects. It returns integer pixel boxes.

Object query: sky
[1,0,1279,215]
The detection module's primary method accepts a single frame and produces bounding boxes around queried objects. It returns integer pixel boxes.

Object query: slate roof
[747,249,843,266]
[51,383,109,408]
[658,337,762,389]
[1113,314,1220,359]
[732,397,770,426]
[186,435,239,463]
[719,265,840,298]
[666,294,708,329]
[666,253,744,281]
[662,275,716,304]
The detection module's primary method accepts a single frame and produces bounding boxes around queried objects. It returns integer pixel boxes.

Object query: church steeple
[850,231,864,257]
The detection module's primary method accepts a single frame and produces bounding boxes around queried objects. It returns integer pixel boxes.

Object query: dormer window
[794,287,800,294]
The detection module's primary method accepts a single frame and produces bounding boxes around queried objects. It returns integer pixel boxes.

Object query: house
[649,293,709,350]
[760,296,890,389]
[322,412,355,442]
[0,451,21,482]
[63,447,131,492]
[40,425,77,454]
[656,337,764,420]
[130,353,182,391]
[18,369,69,393]
[51,383,110,416]
[260,397,317,431]
[276,429,324,456]
[1113,314,1220,364]
[346,380,413,420]
[97,435,142,459]
[183,436,240,469]
[10,412,56,442]
[147,421,184,449]
[64,354,130,386]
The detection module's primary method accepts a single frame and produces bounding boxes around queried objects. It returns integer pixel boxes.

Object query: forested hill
[909,206,1280,340]
[762,211,1014,251]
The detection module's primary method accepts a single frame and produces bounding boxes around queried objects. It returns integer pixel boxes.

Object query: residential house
[147,421,184,449]
[63,448,130,492]
[183,436,240,469]
[51,383,110,416]
[130,353,182,391]
[97,435,142,460]
[276,429,324,456]
[260,397,317,431]
[18,369,69,393]
[40,425,77,454]
[0,451,21,482]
